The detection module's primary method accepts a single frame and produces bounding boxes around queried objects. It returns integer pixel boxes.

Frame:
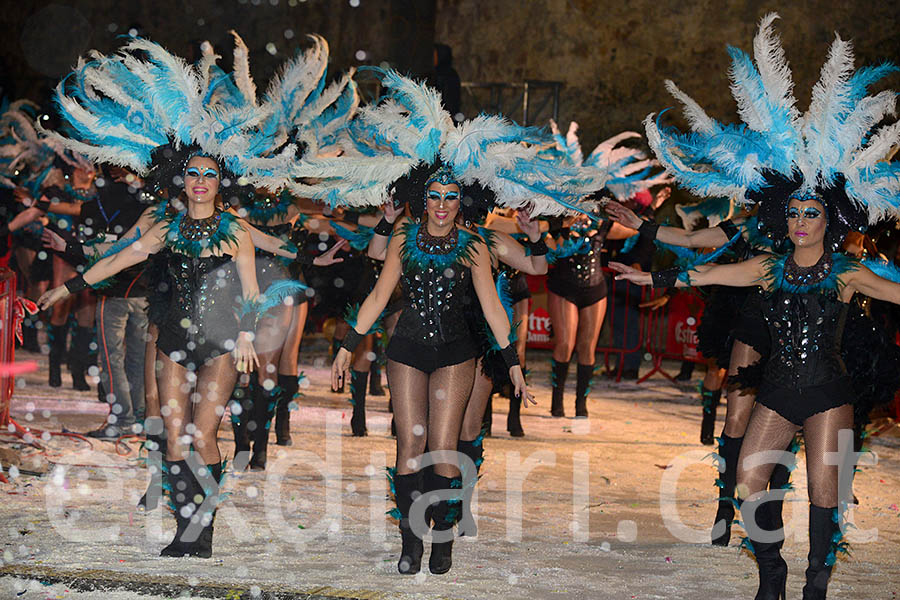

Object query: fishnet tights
[157,351,238,464]
[387,358,475,477]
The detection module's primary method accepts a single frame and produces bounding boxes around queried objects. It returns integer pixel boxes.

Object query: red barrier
[0,268,15,429]
[638,289,706,383]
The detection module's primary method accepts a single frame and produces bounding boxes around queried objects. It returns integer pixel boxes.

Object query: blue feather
[329,220,375,251]
[258,279,309,315]
[860,257,900,284]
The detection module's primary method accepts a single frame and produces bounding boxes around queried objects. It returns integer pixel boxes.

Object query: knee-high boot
[349,369,369,436]
[392,470,425,574]
[47,323,68,388]
[574,363,594,418]
[802,505,843,599]
[275,374,298,446]
[160,459,194,557]
[481,393,493,437]
[507,394,524,437]
[69,325,96,391]
[550,359,569,417]
[712,434,743,545]
[137,416,167,512]
[369,361,385,396]
[20,316,40,352]
[741,501,787,600]
[427,471,461,575]
[456,439,484,537]
[249,382,278,471]
[229,383,252,459]
[190,462,225,559]
[700,387,721,445]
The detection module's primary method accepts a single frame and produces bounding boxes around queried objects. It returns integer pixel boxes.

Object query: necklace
[416,224,459,255]
[164,209,241,257]
[784,252,832,287]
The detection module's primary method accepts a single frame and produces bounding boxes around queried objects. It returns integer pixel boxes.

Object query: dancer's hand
[233,332,259,373]
[332,347,351,390]
[313,239,346,266]
[516,211,541,241]
[37,286,70,310]
[608,262,652,286]
[509,365,536,406]
[41,228,66,252]
[383,197,403,224]
[639,295,669,310]
[603,200,643,230]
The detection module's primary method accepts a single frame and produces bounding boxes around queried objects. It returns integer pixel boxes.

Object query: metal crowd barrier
[0,268,15,430]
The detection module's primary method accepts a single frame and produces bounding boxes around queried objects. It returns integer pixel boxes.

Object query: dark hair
[390,161,494,225]
[747,170,867,252]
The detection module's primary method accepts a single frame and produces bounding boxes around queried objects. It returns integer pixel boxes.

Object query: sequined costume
[755,252,855,425]
[154,210,244,367]
[386,221,480,374]
[546,220,610,308]
[242,193,308,306]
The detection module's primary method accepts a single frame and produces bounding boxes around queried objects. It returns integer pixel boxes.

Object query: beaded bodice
[549,221,610,288]
[394,222,477,345]
[163,251,238,348]
[761,253,851,388]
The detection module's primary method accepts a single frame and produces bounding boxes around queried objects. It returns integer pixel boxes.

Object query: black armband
[344,211,360,226]
[64,274,89,293]
[340,328,364,354]
[638,220,660,241]
[499,344,520,369]
[547,216,564,237]
[238,311,257,333]
[374,217,394,236]
[526,237,549,257]
[35,199,51,213]
[651,268,679,289]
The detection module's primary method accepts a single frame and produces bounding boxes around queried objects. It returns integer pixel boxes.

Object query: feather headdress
[288,68,603,216]
[0,98,93,189]
[547,120,671,201]
[44,37,298,194]
[645,13,900,246]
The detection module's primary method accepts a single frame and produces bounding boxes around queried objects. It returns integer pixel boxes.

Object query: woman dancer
[40,153,261,558]
[614,14,900,597]
[303,70,595,575]
[544,122,667,418]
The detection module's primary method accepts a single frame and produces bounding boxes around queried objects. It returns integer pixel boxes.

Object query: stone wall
[435,0,900,149]
[1,0,435,105]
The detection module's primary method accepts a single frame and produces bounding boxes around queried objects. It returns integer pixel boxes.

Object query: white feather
[229,31,257,106]
[664,80,716,134]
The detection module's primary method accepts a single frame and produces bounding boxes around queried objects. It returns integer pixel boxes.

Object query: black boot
[47,323,68,388]
[69,325,95,391]
[742,501,787,600]
[369,362,385,396]
[275,374,298,446]
[427,472,459,575]
[160,459,195,557]
[137,417,166,512]
[250,382,278,471]
[550,359,569,417]
[393,470,425,575]
[20,317,40,352]
[349,369,368,437]
[456,439,483,537]
[700,387,721,445]
[712,435,743,545]
[507,394,524,437]
[330,337,344,393]
[481,394,493,437]
[189,462,224,558]
[229,383,252,460]
[574,363,594,418]
[802,505,842,599]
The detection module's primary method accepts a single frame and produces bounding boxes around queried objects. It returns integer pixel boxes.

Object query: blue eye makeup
[803,207,821,218]
[788,207,800,218]
[202,169,218,178]
[185,167,201,177]
[185,167,219,178]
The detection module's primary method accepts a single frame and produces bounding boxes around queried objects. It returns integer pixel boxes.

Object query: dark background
[1,0,899,149]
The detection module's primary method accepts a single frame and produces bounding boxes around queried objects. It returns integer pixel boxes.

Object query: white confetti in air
[107,23,117,32]
[266,43,277,55]
[454,112,465,122]
[128,28,138,37]
[355,50,367,61]
[284,29,294,39]
[686,316,696,326]
[349,0,360,5]
[412,424,424,436]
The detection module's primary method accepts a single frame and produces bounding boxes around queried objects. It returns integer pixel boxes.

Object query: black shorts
[756,377,852,426]
[156,327,230,369]
[386,335,479,374]
[546,279,607,308]
[508,272,532,305]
